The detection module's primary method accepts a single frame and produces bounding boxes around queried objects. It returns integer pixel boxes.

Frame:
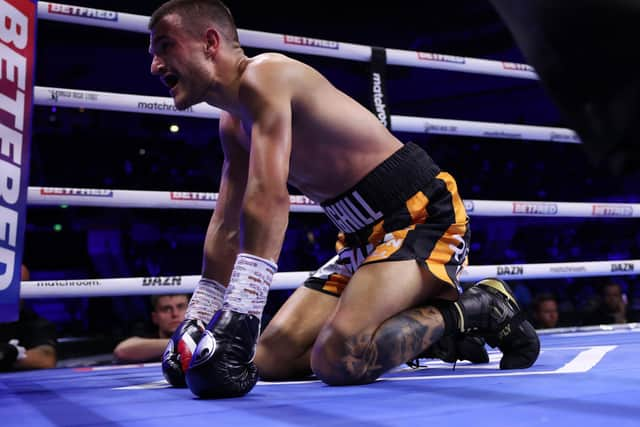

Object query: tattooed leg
[312,306,445,385]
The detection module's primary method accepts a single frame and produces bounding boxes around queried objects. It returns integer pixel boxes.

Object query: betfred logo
[40,188,113,197]
[417,52,465,64]
[170,192,217,201]
[289,195,316,206]
[512,202,558,215]
[48,4,118,21]
[283,35,338,50]
[592,205,633,217]
[502,62,535,72]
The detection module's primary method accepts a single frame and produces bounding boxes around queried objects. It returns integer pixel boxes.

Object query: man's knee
[255,322,308,380]
[255,325,285,379]
[310,324,375,386]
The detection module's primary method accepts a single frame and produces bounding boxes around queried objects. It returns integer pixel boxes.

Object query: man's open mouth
[163,74,179,89]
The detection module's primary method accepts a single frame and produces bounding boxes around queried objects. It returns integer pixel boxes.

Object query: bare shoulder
[241,53,322,93]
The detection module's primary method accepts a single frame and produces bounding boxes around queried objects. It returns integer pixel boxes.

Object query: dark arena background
[1,1,639,426]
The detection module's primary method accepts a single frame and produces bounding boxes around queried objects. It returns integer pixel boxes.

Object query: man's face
[149,14,212,110]
[151,295,188,338]
[603,284,623,312]
[536,300,559,328]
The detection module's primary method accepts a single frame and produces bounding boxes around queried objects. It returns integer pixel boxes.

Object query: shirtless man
[149,0,540,398]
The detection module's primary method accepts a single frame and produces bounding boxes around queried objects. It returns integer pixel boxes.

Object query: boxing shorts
[304,142,470,298]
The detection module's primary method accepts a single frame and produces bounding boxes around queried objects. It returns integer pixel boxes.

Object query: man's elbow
[41,354,57,369]
[113,346,128,361]
[113,340,135,362]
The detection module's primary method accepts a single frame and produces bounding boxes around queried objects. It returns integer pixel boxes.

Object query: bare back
[234,53,403,203]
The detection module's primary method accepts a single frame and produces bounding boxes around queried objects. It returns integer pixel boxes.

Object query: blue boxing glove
[185,310,260,398]
[162,318,206,387]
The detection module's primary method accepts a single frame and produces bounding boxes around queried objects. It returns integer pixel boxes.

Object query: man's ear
[204,27,221,57]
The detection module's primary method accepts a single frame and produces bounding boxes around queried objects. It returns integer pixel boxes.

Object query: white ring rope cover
[35,86,581,144]
[38,2,539,80]
[29,187,640,218]
[21,259,640,298]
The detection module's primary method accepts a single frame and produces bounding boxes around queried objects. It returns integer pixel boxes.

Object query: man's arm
[181,62,294,398]
[201,111,251,283]
[113,337,168,363]
[13,313,58,370]
[14,344,56,370]
[238,61,293,262]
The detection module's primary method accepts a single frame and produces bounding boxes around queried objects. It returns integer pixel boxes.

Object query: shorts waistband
[320,142,440,235]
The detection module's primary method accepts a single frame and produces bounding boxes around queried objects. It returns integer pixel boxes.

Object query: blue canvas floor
[2,327,639,427]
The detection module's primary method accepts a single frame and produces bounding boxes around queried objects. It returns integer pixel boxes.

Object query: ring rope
[38,2,538,80]
[35,86,581,144]
[20,259,640,299]
[29,187,640,218]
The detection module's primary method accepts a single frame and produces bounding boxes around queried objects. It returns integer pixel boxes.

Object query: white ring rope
[35,86,581,144]
[38,2,539,80]
[29,187,640,218]
[20,259,639,299]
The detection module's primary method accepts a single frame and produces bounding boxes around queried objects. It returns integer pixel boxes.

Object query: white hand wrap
[9,339,26,360]
[222,253,277,318]
[185,278,227,323]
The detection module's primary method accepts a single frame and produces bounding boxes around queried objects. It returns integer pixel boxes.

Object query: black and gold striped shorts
[304,142,470,298]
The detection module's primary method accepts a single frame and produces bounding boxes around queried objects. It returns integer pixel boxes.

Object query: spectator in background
[0,265,58,371]
[584,280,638,325]
[113,294,189,363]
[531,293,560,329]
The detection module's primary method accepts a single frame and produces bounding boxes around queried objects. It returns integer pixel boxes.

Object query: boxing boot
[408,334,489,368]
[448,278,540,369]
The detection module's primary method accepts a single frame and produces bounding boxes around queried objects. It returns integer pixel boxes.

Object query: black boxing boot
[440,278,540,369]
[185,310,260,398]
[430,334,489,364]
[162,318,207,387]
[408,334,489,368]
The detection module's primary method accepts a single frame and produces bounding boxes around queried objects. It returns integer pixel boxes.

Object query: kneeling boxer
[148,0,540,397]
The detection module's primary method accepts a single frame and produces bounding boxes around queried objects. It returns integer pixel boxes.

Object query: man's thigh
[327,259,447,336]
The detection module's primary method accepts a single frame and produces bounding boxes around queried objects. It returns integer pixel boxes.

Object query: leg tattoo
[320,306,445,385]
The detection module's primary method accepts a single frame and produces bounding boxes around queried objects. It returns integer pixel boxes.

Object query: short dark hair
[150,294,190,311]
[533,293,557,312]
[149,0,239,42]
[600,280,623,295]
